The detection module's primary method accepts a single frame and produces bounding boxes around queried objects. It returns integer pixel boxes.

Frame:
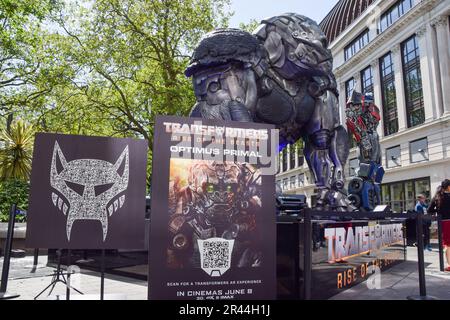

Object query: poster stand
[25,249,46,272]
[100,249,105,300]
[0,204,20,300]
[33,249,83,300]
[406,213,438,300]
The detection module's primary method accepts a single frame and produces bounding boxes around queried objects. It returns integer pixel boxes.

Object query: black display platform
[277,215,407,300]
[47,215,408,300]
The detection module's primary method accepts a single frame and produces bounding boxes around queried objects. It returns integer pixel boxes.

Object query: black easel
[0,204,20,300]
[33,249,83,300]
[29,248,40,273]
[100,249,105,300]
[437,215,445,272]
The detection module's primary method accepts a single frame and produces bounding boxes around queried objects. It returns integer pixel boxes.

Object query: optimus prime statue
[345,91,385,211]
[167,161,263,268]
[185,13,353,211]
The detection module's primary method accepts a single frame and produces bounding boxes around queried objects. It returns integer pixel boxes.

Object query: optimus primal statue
[185,13,352,211]
[345,91,385,211]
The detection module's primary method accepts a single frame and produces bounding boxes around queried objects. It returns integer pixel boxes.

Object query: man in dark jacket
[415,194,431,251]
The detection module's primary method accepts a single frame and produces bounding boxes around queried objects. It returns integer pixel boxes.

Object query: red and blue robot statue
[345,90,385,211]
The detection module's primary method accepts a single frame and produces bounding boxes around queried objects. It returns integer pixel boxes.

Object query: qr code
[201,240,231,269]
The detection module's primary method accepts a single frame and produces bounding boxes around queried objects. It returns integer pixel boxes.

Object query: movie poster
[25,133,148,249]
[149,115,277,300]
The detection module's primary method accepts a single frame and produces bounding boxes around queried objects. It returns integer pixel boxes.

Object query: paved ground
[1,244,449,300]
[0,255,148,300]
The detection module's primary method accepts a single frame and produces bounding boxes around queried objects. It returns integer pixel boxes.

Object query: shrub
[0,180,30,222]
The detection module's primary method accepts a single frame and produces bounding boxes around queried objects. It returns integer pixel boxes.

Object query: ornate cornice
[391,44,401,55]
[370,58,379,67]
[431,15,448,27]
[415,24,427,38]
[334,0,440,78]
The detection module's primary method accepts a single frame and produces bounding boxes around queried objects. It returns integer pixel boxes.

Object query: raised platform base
[277,215,407,300]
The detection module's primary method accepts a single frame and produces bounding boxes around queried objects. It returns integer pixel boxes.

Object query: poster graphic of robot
[25,133,148,249]
[149,115,276,300]
[167,159,263,275]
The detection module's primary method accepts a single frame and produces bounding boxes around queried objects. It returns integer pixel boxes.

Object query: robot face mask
[189,162,243,225]
[193,63,258,110]
[50,141,129,241]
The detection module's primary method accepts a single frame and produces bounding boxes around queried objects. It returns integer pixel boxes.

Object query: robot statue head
[50,141,129,241]
[185,29,265,122]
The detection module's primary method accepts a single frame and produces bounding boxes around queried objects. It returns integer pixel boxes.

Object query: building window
[289,145,296,170]
[381,177,430,213]
[282,178,288,191]
[298,173,305,187]
[344,29,370,61]
[386,145,401,168]
[345,78,357,148]
[277,152,283,173]
[345,78,355,100]
[349,158,359,177]
[276,180,281,190]
[379,0,416,33]
[361,66,374,96]
[282,147,288,172]
[290,176,296,189]
[295,140,304,167]
[409,138,428,163]
[402,35,424,127]
[380,52,398,136]
[298,155,304,167]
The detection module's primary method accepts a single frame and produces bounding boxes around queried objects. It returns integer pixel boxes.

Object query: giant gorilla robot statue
[185,13,353,211]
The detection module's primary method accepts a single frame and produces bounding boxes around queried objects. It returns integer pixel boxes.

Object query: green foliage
[0,0,59,113]
[27,0,232,174]
[0,179,29,222]
[0,119,34,181]
[239,19,259,33]
[1,0,234,183]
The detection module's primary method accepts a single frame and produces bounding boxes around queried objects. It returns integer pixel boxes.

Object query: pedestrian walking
[428,179,450,271]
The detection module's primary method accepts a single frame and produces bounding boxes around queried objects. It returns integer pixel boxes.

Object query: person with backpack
[415,194,431,251]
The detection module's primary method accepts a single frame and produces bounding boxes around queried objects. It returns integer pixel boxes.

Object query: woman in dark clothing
[428,179,450,271]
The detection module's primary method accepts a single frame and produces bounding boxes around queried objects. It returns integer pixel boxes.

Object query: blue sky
[228,0,339,27]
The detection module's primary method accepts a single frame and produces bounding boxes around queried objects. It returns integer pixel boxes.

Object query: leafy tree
[26,0,231,183]
[0,0,58,116]
[2,0,234,187]
[50,0,231,144]
[0,179,29,222]
[0,119,34,181]
[239,19,259,33]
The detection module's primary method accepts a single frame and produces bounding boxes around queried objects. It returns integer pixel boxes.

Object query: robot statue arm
[304,90,352,210]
